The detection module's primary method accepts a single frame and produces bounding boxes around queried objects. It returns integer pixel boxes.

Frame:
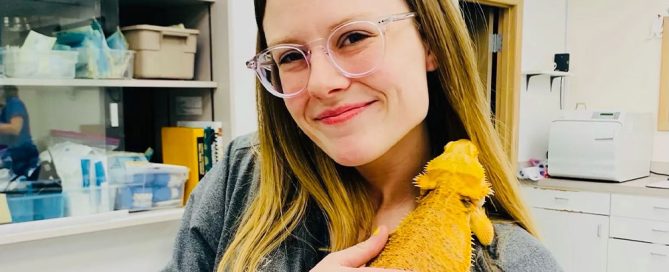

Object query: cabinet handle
[650,252,667,257]
[597,224,602,238]
[554,197,569,202]
[651,228,669,233]
[653,206,669,211]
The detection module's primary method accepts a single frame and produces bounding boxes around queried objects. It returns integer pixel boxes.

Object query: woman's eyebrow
[266,12,371,47]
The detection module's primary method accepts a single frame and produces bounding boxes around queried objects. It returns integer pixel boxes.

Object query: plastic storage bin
[121,25,199,79]
[114,163,188,211]
[63,186,117,217]
[6,193,64,223]
[1,48,78,79]
[75,49,134,79]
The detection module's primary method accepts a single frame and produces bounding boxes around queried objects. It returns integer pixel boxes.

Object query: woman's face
[264,0,436,167]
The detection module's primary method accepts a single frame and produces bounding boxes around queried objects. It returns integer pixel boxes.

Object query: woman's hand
[309,226,408,272]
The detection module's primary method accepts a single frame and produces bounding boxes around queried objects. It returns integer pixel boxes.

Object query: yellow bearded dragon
[368,139,495,272]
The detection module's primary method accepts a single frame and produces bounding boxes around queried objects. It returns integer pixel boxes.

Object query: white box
[548,111,653,182]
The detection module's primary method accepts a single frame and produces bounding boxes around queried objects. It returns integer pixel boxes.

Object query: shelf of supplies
[119,0,214,8]
[0,78,218,88]
[523,70,571,91]
[0,208,184,245]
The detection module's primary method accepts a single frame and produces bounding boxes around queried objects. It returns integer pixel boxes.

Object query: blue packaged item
[94,161,105,186]
[106,27,128,50]
[115,185,134,210]
[122,163,188,210]
[131,172,154,184]
[80,159,91,188]
[152,186,172,202]
[152,173,170,187]
[6,195,34,222]
[55,19,132,79]
[131,187,152,209]
[4,180,64,222]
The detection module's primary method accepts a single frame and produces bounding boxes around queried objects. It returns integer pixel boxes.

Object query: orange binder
[161,127,205,205]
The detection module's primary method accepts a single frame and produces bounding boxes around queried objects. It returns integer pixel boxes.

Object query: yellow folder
[161,127,205,205]
[0,194,12,224]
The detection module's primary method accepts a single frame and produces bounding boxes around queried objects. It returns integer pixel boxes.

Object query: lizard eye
[460,196,473,208]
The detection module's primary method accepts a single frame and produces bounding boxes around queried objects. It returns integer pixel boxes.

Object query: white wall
[212,0,258,143]
[566,0,669,164]
[518,0,568,163]
[518,0,669,168]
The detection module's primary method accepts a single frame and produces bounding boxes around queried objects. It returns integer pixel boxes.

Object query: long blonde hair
[218,0,537,271]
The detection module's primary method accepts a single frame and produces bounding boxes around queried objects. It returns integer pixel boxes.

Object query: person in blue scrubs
[0,85,38,178]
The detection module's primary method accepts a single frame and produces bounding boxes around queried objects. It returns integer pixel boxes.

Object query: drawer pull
[653,206,669,211]
[597,224,602,238]
[554,197,569,202]
[650,252,667,257]
[651,228,669,233]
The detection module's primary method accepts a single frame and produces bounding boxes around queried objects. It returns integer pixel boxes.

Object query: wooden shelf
[0,78,218,88]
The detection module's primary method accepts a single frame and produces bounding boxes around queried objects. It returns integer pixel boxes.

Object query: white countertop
[521,175,669,198]
[0,208,184,245]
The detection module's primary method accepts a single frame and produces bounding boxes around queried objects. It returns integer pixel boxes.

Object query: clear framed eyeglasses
[246,12,417,98]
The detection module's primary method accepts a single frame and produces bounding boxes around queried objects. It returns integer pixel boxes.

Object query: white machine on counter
[548,111,653,182]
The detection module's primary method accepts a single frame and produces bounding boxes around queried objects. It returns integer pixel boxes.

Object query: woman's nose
[305,47,350,99]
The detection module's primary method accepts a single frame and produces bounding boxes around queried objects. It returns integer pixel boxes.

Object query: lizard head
[414,139,492,208]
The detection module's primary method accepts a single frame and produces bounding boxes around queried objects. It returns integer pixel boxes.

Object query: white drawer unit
[610,216,669,245]
[611,194,669,222]
[608,238,669,272]
[522,187,611,215]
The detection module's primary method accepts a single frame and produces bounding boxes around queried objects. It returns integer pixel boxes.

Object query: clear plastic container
[114,162,188,211]
[1,47,78,79]
[63,186,117,217]
[6,193,65,223]
[6,186,118,222]
[75,48,134,79]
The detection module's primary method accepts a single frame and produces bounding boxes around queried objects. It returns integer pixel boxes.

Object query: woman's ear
[425,48,438,72]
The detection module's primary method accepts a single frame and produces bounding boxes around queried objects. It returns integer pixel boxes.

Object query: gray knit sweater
[163,133,563,272]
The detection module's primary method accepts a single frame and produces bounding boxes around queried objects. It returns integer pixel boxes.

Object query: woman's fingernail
[372,227,380,236]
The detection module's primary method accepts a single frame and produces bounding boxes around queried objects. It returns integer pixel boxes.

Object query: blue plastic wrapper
[55,19,132,79]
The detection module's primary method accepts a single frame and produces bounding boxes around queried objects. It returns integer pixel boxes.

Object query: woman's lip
[317,101,376,125]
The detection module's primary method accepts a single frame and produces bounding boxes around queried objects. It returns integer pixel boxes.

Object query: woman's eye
[278,51,303,65]
[339,32,372,47]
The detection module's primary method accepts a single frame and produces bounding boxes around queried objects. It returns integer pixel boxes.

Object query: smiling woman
[163,0,562,271]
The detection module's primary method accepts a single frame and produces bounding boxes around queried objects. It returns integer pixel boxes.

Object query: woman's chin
[324,144,382,167]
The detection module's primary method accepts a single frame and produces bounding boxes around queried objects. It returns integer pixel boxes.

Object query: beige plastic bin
[121,25,199,79]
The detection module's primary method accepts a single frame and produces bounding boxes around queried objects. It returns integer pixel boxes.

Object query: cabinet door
[532,208,609,272]
[608,238,669,272]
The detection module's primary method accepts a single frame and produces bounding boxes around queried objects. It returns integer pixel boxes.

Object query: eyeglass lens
[257,21,385,95]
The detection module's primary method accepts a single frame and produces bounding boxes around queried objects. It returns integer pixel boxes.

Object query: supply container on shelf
[75,48,134,79]
[1,47,78,79]
[6,192,64,223]
[113,162,188,211]
[63,186,117,217]
[4,180,65,223]
[121,25,199,79]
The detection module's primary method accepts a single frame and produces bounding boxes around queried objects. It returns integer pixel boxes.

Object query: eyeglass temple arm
[379,12,416,25]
